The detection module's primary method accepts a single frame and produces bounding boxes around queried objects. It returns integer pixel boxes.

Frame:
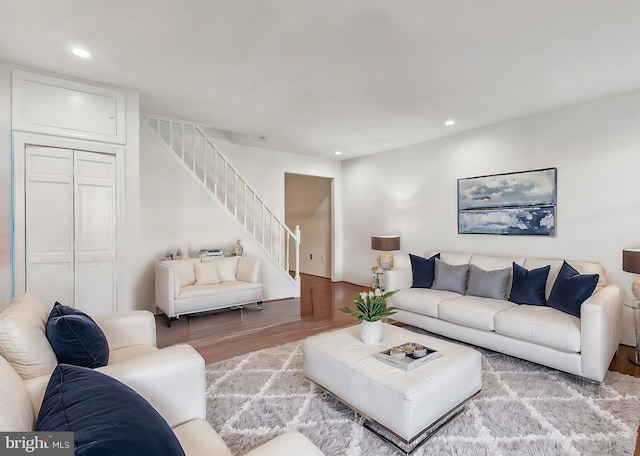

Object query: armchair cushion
[0,293,57,380]
[46,303,109,368]
[36,364,185,456]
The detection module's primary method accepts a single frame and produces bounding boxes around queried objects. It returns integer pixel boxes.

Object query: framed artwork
[458,168,557,236]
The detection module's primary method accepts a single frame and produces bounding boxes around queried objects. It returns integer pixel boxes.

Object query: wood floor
[156,274,640,455]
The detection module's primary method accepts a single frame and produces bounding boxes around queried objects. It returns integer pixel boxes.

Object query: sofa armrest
[580,284,622,382]
[384,268,412,292]
[244,431,324,456]
[156,262,177,317]
[237,257,261,284]
[93,310,156,350]
[96,344,206,427]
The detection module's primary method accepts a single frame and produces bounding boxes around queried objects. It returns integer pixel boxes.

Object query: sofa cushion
[389,288,459,318]
[409,253,440,288]
[36,364,185,456]
[466,264,511,300]
[215,257,239,282]
[0,355,35,431]
[429,251,471,266]
[177,281,263,300]
[46,303,109,368]
[194,261,221,285]
[432,259,469,294]
[509,263,550,306]
[0,292,57,380]
[439,296,516,331]
[164,259,196,287]
[494,305,581,353]
[470,254,524,270]
[547,261,599,318]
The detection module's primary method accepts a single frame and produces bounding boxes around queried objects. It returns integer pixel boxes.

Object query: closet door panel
[74,151,116,315]
[25,147,74,307]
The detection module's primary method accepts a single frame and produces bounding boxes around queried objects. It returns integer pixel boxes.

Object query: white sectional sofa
[385,251,622,382]
[156,256,263,326]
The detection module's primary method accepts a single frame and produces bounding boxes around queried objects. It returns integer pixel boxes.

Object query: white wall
[342,90,640,345]
[0,63,12,309]
[136,122,344,310]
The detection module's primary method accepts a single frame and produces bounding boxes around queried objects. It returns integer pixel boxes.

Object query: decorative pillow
[465,264,511,300]
[36,364,185,456]
[409,253,440,288]
[168,259,196,287]
[46,303,109,368]
[0,292,57,380]
[194,261,221,285]
[216,257,239,282]
[509,262,550,305]
[432,259,469,294]
[547,261,599,318]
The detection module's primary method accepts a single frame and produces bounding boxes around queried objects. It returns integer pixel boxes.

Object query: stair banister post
[295,225,301,283]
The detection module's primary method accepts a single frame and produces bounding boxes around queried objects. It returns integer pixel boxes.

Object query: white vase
[360,320,383,344]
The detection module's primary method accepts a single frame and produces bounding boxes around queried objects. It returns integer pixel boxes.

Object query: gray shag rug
[206,337,640,456]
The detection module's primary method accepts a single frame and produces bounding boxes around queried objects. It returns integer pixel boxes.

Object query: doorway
[284,173,332,279]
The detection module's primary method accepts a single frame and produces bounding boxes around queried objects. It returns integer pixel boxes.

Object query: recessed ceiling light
[72,48,90,58]
[334,151,342,156]
[445,119,456,126]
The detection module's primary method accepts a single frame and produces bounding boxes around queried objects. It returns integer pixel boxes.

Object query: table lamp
[623,249,640,300]
[371,235,400,270]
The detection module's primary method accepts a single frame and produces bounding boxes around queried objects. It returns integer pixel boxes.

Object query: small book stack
[198,249,223,259]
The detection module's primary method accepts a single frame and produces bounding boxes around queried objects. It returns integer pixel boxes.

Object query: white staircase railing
[142,114,301,291]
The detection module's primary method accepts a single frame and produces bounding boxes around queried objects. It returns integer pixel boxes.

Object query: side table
[624,300,640,365]
[372,268,385,291]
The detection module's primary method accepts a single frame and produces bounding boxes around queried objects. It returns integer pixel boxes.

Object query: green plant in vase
[339,289,397,344]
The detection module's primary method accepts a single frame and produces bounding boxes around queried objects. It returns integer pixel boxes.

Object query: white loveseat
[386,251,622,382]
[0,293,324,456]
[156,256,263,326]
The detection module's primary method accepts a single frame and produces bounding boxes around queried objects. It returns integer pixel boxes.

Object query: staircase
[142,114,300,294]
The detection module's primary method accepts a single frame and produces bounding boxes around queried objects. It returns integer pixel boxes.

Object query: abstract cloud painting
[458,168,557,235]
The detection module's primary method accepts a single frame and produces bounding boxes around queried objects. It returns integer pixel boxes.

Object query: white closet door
[25,147,74,307]
[74,150,116,315]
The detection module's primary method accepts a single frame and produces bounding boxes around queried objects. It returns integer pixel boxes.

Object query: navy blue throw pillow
[35,364,185,456]
[410,253,440,288]
[46,302,109,368]
[547,261,599,318]
[509,263,550,305]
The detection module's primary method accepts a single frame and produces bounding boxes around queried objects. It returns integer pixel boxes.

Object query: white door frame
[13,132,126,308]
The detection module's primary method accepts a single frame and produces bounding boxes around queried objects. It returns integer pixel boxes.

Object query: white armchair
[0,292,324,455]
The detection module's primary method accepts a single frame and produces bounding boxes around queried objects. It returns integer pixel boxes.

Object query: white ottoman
[303,324,481,453]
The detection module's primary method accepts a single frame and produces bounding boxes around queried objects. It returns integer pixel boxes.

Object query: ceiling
[1,1,640,160]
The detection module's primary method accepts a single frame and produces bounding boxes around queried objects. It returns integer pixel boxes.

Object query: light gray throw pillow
[466,264,511,300]
[432,259,469,294]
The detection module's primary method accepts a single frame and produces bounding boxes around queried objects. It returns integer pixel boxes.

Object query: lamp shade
[623,249,640,274]
[371,236,400,252]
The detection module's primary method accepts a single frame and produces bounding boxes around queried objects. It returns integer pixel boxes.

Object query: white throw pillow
[0,293,57,380]
[216,257,239,282]
[194,261,221,285]
[168,259,196,287]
